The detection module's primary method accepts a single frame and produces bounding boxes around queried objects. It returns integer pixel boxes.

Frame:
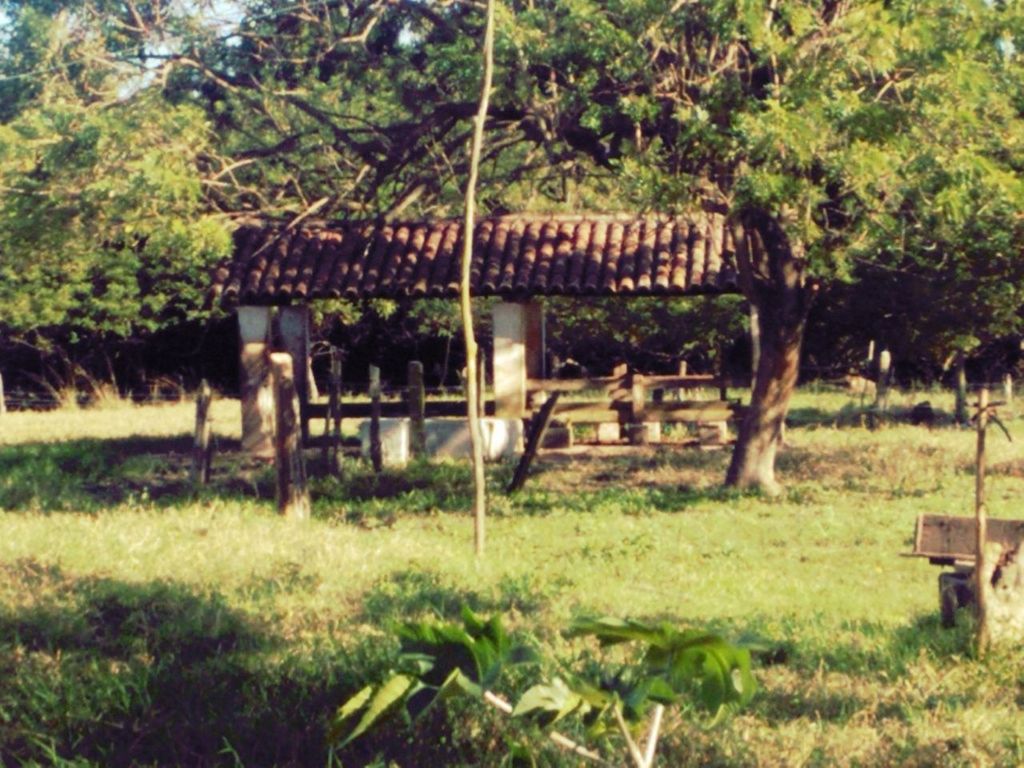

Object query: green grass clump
[1,391,1024,765]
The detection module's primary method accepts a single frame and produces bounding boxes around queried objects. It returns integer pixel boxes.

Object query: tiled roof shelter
[221,212,744,456]
[214,213,740,305]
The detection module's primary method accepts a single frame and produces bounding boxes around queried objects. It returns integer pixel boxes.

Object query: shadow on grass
[787,402,958,430]
[2,430,741,518]
[0,558,382,768]
[595,607,978,729]
[0,436,248,512]
[359,569,557,625]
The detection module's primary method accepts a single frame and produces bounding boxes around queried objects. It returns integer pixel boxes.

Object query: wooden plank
[508,392,561,493]
[551,400,741,424]
[911,514,1024,562]
[526,375,727,394]
[307,400,496,419]
[645,401,743,418]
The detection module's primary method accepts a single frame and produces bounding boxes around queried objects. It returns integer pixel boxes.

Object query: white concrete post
[493,301,545,417]
[239,306,276,457]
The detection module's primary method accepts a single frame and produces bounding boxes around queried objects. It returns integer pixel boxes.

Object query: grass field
[2,389,1023,766]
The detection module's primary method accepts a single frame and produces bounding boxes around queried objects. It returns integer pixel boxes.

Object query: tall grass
[1,391,1023,765]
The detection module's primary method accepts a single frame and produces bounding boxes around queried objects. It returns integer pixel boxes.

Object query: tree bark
[725,209,815,494]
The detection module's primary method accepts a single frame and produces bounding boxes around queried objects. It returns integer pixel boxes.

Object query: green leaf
[335,674,416,747]
[326,684,373,743]
[513,678,588,724]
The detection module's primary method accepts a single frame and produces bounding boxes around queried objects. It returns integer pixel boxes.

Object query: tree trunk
[725,299,804,493]
[725,209,815,494]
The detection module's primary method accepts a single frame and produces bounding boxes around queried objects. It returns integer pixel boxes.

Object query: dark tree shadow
[359,569,555,625]
[0,436,275,512]
[0,558,378,768]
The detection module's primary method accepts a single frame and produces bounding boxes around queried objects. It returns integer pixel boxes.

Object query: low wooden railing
[526,372,744,426]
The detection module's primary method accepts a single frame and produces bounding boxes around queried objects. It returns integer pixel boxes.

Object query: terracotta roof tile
[213,214,739,304]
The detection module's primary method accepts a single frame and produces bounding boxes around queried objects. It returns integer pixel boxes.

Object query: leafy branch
[329,609,756,766]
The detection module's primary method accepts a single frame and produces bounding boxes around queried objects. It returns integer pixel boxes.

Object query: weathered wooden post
[278,306,312,443]
[0,371,6,416]
[325,347,343,475]
[955,352,968,426]
[875,348,892,414]
[717,342,728,401]
[676,360,687,401]
[271,353,311,520]
[478,348,487,418]
[191,380,213,486]
[975,387,990,657]
[369,365,383,473]
[1003,373,1013,411]
[407,361,426,459]
[627,372,648,446]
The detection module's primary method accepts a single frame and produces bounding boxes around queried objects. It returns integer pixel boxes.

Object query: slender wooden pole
[369,365,383,472]
[1003,373,1013,412]
[975,387,990,657]
[460,0,496,556]
[272,353,311,520]
[191,380,213,486]
[408,361,426,458]
[0,371,6,416]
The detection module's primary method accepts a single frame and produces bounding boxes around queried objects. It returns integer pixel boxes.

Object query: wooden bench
[905,514,1024,626]
[527,372,744,445]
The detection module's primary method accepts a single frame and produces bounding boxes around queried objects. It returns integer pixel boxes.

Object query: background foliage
[2,0,1023,394]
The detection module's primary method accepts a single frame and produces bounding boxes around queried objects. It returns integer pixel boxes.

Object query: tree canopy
[1,1,1022,422]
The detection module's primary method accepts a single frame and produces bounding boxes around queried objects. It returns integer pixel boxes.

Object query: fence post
[369,365,383,473]
[875,349,892,414]
[272,353,311,520]
[478,348,487,418]
[324,347,343,475]
[407,360,426,458]
[191,380,213,486]
[1003,373,1013,411]
[955,352,968,426]
[0,371,6,416]
[628,372,648,446]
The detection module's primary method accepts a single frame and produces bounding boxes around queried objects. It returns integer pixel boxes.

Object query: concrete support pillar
[239,306,275,458]
[279,305,312,442]
[493,300,545,417]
